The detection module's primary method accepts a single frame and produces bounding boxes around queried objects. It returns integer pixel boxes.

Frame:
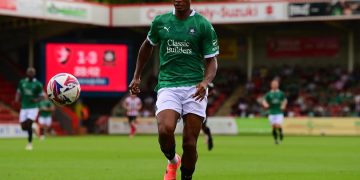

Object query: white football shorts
[19,108,39,123]
[38,116,52,126]
[268,114,284,125]
[156,86,208,118]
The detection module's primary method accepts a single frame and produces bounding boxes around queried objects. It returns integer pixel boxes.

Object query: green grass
[0,136,359,180]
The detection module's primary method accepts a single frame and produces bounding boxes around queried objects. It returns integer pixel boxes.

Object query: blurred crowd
[232,66,360,117]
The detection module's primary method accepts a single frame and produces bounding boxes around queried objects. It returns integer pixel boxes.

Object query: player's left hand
[129,78,141,95]
[193,81,208,102]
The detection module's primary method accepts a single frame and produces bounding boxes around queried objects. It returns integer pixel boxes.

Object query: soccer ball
[47,73,81,106]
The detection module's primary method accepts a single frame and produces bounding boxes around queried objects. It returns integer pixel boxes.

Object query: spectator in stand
[355,92,360,117]
[123,94,142,138]
[73,99,90,130]
[141,107,153,117]
[237,98,248,117]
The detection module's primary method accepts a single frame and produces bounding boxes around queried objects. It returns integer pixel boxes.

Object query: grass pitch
[0,135,359,180]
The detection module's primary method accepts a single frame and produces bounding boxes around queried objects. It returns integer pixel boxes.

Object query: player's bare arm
[193,57,218,102]
[262,99,269,109]
[281,99,288,110]
[129,39,154,95]
[15,91,20,103]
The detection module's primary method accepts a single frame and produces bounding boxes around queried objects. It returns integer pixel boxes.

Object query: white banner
[0,0,108,25]
[0,124,27,138]
[113,2,288,26]
[108,117,238,135]
[45,0,92,22]
[91,4,109,26]
[17,0,44,17]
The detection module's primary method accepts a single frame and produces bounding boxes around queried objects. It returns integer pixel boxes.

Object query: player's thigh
[182,113,203,143]
[38,117,46,125]
[156,109,180,134]
[49,117,53,126]
[156,88,182,133]
[19,109,27,123]
[268,115,276,125]
[275,114,284,125]
[156,88,182,116]
[269,114,283,126]
[27,108,39,121]
[44,117,52,126]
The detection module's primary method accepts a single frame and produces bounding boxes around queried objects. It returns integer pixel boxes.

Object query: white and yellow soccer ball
[47,73,81,106]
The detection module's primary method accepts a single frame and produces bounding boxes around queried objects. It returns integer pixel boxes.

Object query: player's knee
[21,122,28,131]
[21,120,32,130]
[158,124,174,137]
[182,140,197,152]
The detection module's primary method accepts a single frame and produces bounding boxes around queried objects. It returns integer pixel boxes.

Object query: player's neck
[175,9,192,20]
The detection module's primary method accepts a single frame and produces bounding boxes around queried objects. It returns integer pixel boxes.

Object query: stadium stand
[0,66,18,122]
[0,75,18,111]
[0,104,17,123]
[231,66,360,117]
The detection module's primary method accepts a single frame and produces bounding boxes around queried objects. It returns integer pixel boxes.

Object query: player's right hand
[129,78,141,95]
[263,104,269,109]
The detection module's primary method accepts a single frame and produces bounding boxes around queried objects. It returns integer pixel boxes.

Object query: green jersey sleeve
[202,21,219,58]
[147,16,160,46]
[36,82,44,97]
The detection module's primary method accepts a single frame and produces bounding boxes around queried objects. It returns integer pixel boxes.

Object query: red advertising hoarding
[267,37,339,58]
[45,43,128,93]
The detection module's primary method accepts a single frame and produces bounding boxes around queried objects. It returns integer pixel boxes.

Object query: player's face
[26,68,36,79]
[271,80,279,90]
[173,0,191,12]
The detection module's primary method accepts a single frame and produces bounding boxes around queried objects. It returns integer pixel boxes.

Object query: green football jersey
[39,99,53,117]
[264,90,286,115]
[147,10,219,91]
[17,78,43,109]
